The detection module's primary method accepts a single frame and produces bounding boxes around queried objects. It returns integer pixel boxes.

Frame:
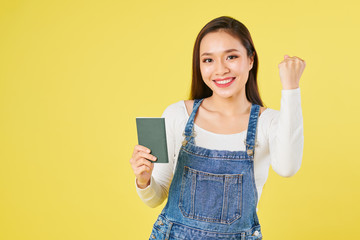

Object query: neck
[205,91,251,117]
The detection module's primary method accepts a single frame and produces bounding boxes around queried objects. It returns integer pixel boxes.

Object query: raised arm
[269,55,305,177]
[269,88,304,177]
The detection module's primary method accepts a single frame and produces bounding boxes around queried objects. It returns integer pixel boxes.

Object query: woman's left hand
[278,55,306,90]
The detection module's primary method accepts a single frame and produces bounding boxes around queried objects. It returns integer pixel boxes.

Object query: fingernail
[153,156,157,160]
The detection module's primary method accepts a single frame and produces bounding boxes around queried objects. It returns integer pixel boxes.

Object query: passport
[136,117,169,163]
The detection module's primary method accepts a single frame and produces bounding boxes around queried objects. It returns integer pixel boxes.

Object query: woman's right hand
[129,144,157,189]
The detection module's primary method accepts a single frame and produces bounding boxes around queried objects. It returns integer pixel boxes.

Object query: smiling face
[199,30,254,99]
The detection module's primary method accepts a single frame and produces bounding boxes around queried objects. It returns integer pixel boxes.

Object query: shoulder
[256,107,279,139]
[259,107,279,122]
[259,106,267,116]
[161,100,188,119]
[258,107,279,128]
[184,100,194,116]
[161,100,188,135]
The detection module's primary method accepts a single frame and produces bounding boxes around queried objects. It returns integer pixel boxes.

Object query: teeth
[215,78,234,84]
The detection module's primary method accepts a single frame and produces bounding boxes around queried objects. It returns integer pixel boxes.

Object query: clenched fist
[278,55,306,90]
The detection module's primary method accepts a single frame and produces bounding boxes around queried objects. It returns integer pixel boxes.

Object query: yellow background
[1,0,359,239]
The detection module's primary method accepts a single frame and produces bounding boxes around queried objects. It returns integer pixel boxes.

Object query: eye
[227,55,238,60]
[203,58,212,63]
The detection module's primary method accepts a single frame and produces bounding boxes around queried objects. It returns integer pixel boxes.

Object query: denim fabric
[149,99,263,240]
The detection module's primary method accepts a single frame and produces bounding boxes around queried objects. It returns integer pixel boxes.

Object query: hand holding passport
[136,117,169,163]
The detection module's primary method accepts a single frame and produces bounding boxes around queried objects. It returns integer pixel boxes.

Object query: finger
[135,151,157,162]
[292,56,305,63]
[136,165,151,175]
[130,157,152,174]
[135,157,152,168]
[298,57,305,64]
[135,144,151,153]
[133,145,151,157]
[138,160,155,173]
[286,57,300,63]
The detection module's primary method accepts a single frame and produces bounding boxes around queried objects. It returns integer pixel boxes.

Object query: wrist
[282,85,299,90]
[136,178,150,189]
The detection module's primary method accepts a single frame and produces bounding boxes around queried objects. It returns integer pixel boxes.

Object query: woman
[130,16,305,240]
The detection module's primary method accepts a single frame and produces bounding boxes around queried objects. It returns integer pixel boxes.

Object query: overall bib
[149,99,262,240]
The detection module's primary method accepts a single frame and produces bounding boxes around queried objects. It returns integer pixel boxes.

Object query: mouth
[213,77,236,88]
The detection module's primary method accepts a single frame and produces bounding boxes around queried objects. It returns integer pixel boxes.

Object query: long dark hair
[189,16,264,107]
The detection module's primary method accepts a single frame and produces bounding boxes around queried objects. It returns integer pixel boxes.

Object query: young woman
[130,16,305,240]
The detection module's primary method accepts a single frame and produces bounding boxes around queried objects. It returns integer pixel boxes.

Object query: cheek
[200,65,213,79]
[230,61,245,71]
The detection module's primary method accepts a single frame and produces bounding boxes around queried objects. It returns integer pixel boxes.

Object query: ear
[249,53,255,70]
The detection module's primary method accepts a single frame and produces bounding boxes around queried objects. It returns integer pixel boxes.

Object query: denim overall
[149,99,262,240]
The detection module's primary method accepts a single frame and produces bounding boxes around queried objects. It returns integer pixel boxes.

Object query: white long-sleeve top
[135,88,304,209]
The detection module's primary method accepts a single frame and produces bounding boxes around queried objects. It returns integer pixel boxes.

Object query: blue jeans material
[149,99,263,240]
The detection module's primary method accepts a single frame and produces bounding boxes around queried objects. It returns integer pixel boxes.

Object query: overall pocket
[178,166,243,224]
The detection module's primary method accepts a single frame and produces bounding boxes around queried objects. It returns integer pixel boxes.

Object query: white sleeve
[134,104,177,208]
[269,88,304,177]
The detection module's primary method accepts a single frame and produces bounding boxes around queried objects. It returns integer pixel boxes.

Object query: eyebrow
[200,48,240,57]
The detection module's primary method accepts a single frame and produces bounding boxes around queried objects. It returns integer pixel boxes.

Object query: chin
[212,92,235,99]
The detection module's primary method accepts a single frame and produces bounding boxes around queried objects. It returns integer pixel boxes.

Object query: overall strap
[245,103,260,157]
[183,98,204,145]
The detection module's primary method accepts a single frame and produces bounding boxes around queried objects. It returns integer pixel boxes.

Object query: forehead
[200,30,246,54]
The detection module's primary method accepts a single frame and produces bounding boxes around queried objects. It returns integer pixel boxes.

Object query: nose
[214,59,229,75]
